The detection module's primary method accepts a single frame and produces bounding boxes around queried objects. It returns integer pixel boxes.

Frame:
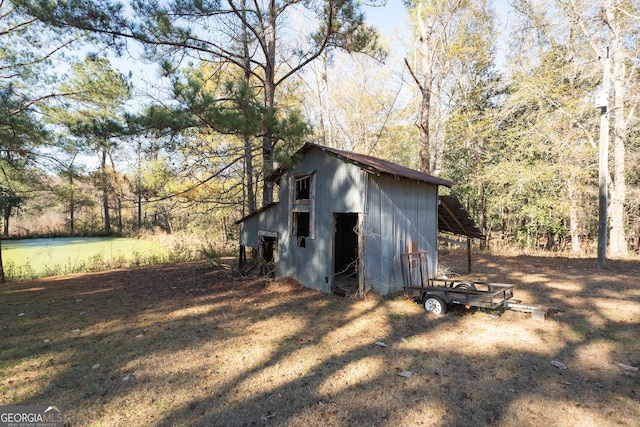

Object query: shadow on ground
[1,255,638,426]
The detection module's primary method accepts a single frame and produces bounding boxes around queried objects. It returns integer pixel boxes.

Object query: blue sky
[365,0,512,34]
[105,0,514,98]
[364,0,512,67]
[364,0,409,34]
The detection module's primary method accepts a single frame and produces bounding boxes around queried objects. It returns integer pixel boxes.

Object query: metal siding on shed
[364,174,438,295]
[277,149,365,293]
[239,202,287,249]
[239,146,439,296]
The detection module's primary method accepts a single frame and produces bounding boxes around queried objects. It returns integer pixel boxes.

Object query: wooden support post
[467,237,471,273]
[239,244,246,269]
[358,214,365,296]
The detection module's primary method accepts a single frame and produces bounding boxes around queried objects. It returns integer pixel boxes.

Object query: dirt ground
[1,252,638,426]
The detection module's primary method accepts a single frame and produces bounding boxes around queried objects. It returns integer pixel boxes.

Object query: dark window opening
[294,212,310,237]
[295,176,310,200]
[291,173,314,239]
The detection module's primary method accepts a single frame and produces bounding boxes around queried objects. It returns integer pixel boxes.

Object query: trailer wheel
[423,296,448,315]
[454,281,476,291]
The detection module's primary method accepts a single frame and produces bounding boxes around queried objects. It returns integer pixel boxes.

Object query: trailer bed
[401,251,515,314]
[400,252,555,319]
[405,279,515,309]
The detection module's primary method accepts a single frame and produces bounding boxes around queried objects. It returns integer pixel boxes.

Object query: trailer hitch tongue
[506,302,551,321]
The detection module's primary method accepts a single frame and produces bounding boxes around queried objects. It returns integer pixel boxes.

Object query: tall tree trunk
[406,1,462,175]
[568,177,581,254]
[419,80,432,173]
[244,136,256,214]
[477,179,486,250]
[322,52,334,147]
[404,52,434,174]
[117,198,122,232]
[608,41,628,256]
[570,0,630,257]
[138,193,142,229]
[101,146,110,233]
[136,139,143,229]
[242,0,256,214]
[0,236,4,283]
[261,0,277,206]
[416,4,436,175]
[109,153,123,232]
[69,173,76,237]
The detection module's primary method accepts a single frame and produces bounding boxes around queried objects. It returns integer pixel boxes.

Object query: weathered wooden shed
[236,142,454,296]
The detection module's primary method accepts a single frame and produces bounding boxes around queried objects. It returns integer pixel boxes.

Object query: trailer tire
[454,281,476,291]
[423,296,448,315]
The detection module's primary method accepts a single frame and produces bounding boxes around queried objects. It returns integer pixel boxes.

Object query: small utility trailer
[401,251,550,319]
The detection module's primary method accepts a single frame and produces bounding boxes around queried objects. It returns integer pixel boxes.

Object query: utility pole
[595,48,610,269]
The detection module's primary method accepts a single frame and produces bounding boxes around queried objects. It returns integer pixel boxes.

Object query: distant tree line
[1,0,638,262]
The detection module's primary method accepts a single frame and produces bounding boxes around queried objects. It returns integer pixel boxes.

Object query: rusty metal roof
[308,143,454,187]
[271,142,454,187]
[438,194,485,239]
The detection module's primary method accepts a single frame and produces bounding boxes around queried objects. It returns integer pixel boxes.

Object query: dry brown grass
[1,252,638,426]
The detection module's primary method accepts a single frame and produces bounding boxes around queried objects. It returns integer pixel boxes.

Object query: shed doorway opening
[259,235,277,262]
[333,213,359,295]
[258,233,277,276]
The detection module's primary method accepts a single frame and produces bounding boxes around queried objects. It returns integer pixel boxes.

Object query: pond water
[2,237,170,279]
